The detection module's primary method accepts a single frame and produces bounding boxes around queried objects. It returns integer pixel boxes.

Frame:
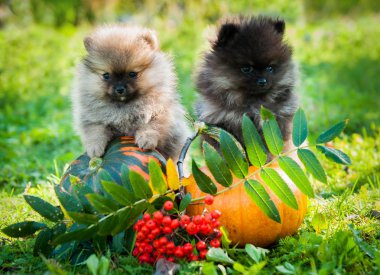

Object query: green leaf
[316,145,351,165]
[24,195,64,222]
[348,224,375,259]
[1,221,47,238]
[67,212,99,225]
[129,170,153,199]
[242,114,267,167]
[54,185,83,212]
[33,228,53,256]
[316,120,348,144]
[148,160,167,194]
[52,225,97,245]
[98,215,119,236]
[202,262,218,275]
[191,160,217,195]
[245,244,269,264]
[86,194,120,214]
[220,226,231,247]
[101,180,136,205]
[292,108,308,147]
[297,148,327,183]
[220,130,248,179]
[278,156,315,198]
[206,248,235,264]
[261,168,298,209]
[260,106,275,120]
[179,192,192,212]
[203,142,232,187]
[121,164,133,192]
[244,180,281,223]
[87,254,99,275]
[111,202,148,235]
[262,117,284,155]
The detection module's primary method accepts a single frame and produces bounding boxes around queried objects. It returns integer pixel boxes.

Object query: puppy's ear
[140,30,159,50]
[273,19,285,34]
[215,23,240,48]
[84,36,95,52]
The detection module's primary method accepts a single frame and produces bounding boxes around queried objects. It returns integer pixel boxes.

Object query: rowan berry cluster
[132,195,222,265]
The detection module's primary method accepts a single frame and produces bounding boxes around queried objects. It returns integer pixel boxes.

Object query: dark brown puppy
[195,16,299,154]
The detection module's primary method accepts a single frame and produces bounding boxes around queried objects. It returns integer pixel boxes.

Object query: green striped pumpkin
[60,136,167,195]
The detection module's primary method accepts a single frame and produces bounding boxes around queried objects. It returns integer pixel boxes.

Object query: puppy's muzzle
[256,77,267,87]
[113,84,127,96]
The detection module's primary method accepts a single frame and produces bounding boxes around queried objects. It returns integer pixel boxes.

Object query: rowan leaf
[261,168,298,209]
[298,148,327,183]
[148,160,167,194]
[292,108,308,147]
[129,170,153,199]
[24,195,63,222]
[192,160,217,195]
[166,158,180,190]
[316,145,351,165]
[244,180,281,223]
[242,114,267,167]
[220,130,248,179]
[316,120,348,144]
[203,142,232,187]
[278,156,314,198]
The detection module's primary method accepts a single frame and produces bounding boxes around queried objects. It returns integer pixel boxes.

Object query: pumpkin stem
[177,131,199,199]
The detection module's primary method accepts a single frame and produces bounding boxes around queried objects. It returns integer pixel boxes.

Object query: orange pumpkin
[186,163,308,247]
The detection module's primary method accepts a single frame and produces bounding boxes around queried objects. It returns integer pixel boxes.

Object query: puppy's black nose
[256,77,267,87]
[114,84,127,95]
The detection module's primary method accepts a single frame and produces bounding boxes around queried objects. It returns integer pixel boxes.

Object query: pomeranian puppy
[71,25,189,160]
[195,16,299,153]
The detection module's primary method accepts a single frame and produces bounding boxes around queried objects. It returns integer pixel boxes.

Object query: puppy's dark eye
[128,72,138,78]
[102,72,110,80]
[241,66,253,74]
[266,66,274,73]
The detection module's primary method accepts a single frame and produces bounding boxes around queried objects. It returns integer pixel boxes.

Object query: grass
[1,2,380,274]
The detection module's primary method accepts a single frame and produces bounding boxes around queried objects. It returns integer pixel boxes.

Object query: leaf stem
[190,145,309,202]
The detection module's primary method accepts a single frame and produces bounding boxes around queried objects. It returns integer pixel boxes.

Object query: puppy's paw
[135,130,159,150]
[85,141,107,158]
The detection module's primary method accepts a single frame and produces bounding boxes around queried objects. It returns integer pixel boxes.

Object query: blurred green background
[1,0,379,190]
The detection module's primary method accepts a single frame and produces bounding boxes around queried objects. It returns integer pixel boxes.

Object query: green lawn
[0,2,379,274]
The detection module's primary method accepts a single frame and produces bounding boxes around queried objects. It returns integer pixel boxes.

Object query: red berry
[170,219,180,229]
[196,241,207,251]
[153,240,161,248]
[159,236,168,246]
[183,243,193,254]
[143,213,151,221]
[132,248,139,256]
[151,228,161,237]
[153,211,164,221]
[180,215,191,226]
[144,244,153,253]
[163,201,174,211]
[193,215,202,225]
[174,247,184,258]
[200,224,212,235]
[215,229,223,238]
[199,249,208,259]
[212,220,221,228]
[190,255,199,261]
[210,239,221,248]
[167,257,175,262]
[140,226,149,235]
[136,232,144,241]
[162,216,172,226]
[146,220,156,230]
[204,195,214,205]
[163,226,173,234]
[186,222,198,235]
[211,210,221,219]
